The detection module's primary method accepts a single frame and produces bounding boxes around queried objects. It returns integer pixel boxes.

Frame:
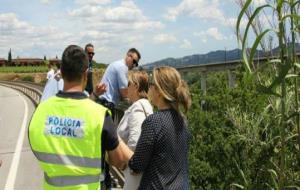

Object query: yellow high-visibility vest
[29,95,108,190]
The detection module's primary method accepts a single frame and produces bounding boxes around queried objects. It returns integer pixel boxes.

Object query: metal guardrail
[0,80,125,188]
[0,80,42,106]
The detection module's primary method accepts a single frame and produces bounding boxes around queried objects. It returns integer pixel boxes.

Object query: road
[0,85,42,190]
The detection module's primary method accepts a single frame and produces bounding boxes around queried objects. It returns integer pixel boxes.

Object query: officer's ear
[84,68,88,78]
[81,68,88,85]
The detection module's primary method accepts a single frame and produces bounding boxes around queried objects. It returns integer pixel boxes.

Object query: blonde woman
[117,70,153,190]
[128,66,191,189]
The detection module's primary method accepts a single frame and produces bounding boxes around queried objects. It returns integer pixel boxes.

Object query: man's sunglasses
[128,54,139,67]
[133,59,139,67]
[88,52,95,56]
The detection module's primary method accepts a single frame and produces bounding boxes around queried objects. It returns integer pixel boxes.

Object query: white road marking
[4,91,29,190]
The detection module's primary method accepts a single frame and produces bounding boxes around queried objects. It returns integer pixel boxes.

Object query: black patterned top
[128,108,190,190]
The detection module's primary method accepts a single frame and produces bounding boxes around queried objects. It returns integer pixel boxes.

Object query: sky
[0,0,268,65]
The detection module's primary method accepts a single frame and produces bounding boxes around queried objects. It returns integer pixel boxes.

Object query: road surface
[0,85,42,190]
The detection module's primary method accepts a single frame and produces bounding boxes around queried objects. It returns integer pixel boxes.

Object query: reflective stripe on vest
[45,173,105,187]
[33,150,102,168]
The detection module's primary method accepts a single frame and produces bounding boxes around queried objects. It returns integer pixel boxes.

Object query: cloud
[253,0,267,6]
[207,27,226,40]
[68,0,164,30]
[180,39,192,49]
[74,0,111,5]
[66,1,164,61]
[0,13,72,58]
[194,27,226,41]
[164,0,224,22]
[153,34,177,44]
[79,31,115,40]
[40,0,54,4]
[0,1,165,62]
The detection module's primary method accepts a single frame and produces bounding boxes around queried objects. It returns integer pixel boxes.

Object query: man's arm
[108,138,133,168]
[89,83,106,101]
[116,64,129,101]
[102,113,133,168]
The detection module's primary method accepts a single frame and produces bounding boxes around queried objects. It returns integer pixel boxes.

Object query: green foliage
[187,64,299,189]
[0,66,48,73]
[43,60,49,66]
[21,75,34,82]
[92,60,107,69]
[235,0,300,189]
[186,1,300,189]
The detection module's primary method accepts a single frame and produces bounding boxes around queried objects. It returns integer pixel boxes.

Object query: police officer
[28,45,133,190]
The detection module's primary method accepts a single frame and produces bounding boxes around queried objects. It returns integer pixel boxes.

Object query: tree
[44,55,47,61]
[8,48,12,65]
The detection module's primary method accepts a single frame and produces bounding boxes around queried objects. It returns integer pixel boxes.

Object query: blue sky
[0,0,267,64]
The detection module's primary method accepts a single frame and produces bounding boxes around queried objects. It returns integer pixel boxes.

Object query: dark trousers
[96,98,115,189]
[85,71,93,94]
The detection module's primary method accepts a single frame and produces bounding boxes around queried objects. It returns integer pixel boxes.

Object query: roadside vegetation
[188,0,299,189]
[0,66,48,73]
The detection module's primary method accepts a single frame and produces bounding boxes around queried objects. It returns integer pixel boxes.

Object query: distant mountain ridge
[142,43,300,69]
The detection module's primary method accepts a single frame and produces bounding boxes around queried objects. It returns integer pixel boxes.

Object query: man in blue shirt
[93,48,141,118]
[91,48,140,189]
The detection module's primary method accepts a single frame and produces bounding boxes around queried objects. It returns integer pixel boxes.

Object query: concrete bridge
[167,52,300,94]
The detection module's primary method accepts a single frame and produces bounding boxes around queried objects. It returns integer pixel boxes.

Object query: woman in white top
[117,70,153,190]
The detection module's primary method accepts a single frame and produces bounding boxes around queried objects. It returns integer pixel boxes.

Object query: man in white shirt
[46,63,55,80]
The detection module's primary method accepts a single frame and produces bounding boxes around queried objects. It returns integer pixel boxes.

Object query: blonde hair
[128,70,149,99]
[152,66,191,114]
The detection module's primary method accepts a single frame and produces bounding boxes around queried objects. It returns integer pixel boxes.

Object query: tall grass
[236,0,299,188]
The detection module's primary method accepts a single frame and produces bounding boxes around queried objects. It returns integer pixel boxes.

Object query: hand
[94,83,106,96]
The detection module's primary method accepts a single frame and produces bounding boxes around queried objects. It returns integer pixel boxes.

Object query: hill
[142,43,300,70]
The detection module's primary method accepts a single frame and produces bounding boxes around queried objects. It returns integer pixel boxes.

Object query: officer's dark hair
[85,43,94,52]
[127,48,141,60]
[61,45,88,82]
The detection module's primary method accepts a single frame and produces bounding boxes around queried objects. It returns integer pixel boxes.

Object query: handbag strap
[139,100,148,117]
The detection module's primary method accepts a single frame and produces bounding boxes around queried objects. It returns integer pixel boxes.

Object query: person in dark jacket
[128,66,192,190]
[84,43,95,95]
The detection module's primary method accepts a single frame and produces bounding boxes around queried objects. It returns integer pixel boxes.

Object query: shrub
[21,75,34,82]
